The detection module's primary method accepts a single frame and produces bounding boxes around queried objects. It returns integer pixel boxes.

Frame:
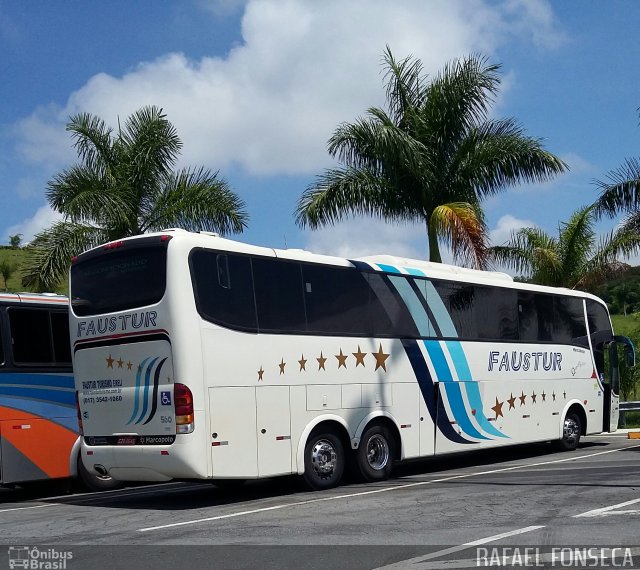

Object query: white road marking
[0,504,57,513]
[574,497,640,518]
[373,526,545,569]
[139,443,640,532]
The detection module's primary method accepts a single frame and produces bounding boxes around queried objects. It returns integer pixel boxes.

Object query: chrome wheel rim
[366,434,389,470]
[563,417,579,445]
[310,439,337,478]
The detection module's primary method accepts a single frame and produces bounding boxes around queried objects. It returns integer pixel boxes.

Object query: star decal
[541,391,546,402]
[317,352,327,371]
[373,344,389,371]
[531,391,537,404]
[279,358,286,375]
[298,355,307,371]
[552,391,556,402]
[563,391,567,399]
[352,346,367,367]
[335,349,348,369]
[127,361,133,370]
[519,391,527,406]
[117,358,124,368]
[507,393,516,410]
[491,398,504,419]
[106,354,114,368]
[257,366,264,382]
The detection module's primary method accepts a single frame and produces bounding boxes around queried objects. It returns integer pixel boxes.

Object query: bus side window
[51,311,72,364]
[217,254,231,289]
[9,308,54,365]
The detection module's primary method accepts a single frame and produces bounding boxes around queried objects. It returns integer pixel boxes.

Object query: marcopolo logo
[7,546,73,569]
[126,356,168,426]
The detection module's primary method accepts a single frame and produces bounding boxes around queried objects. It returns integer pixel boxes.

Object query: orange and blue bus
[0,293,118,491]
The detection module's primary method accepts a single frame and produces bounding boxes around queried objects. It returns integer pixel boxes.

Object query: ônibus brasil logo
[8,546,72,569]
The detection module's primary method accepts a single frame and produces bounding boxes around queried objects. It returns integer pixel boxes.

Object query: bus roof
[81,229,605,303]
[0,292,67,305]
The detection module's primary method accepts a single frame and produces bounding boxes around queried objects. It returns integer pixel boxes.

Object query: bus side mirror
[625,345,635,367]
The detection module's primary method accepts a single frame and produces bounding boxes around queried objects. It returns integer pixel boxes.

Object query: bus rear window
[71,246,167,316]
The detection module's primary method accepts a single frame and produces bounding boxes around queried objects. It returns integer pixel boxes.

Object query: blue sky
[1,0,639,267]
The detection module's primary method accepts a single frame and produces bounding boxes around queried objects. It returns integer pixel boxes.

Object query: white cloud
[4,204,63,244]
[303,217,426,260]
[489,213,536,246]
[12,0,563,176]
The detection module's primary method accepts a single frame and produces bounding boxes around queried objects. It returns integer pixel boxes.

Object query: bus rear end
[70,233,205,482]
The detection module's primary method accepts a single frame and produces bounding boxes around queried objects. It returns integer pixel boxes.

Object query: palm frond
[67,112,114,174]
[296,167,414,228]
[593,157,640,217]
[21,222,110,291]
[142,167,248,235]
[430,202,489,269]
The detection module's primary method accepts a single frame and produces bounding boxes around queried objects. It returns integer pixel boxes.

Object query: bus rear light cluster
[174,383,194,434]
[75,390,84,436]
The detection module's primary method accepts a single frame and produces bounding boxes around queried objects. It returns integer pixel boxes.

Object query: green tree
[296,48,567,268]
[0,260,16,291]
[593,110,640,232]
[490,205,640,290]
[22,106,248,291]
[9,234,22,249]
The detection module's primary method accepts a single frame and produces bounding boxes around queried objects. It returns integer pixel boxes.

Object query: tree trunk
[427,220,442,263]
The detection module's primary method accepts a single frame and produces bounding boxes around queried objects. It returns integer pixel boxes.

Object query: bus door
[603,336,635,432]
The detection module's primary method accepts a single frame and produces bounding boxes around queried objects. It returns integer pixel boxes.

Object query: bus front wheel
[302,431,345,490]
[355,424,394,482]
[557,412,581,451]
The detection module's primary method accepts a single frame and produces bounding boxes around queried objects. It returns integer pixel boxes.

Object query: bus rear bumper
[108,467,172,482]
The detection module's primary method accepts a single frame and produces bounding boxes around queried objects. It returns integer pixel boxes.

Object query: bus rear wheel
[302,431,345,490]
[355,424,394,482]
[557,412,581,451]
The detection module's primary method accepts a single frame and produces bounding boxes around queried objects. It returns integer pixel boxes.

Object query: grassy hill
[0,246,67,294]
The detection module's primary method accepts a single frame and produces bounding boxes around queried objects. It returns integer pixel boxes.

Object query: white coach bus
[70,229,634,490]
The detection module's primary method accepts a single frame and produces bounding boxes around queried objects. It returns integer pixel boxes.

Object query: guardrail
[619,401,640,428]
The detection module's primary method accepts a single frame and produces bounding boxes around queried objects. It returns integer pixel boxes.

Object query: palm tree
[22,106,248,291]
[296,47,567,268]
[593,122,640,233]
[490,205,640,290]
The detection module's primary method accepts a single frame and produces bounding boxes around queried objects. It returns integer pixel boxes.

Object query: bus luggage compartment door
[209,387,258,478]
[256,386,292,477]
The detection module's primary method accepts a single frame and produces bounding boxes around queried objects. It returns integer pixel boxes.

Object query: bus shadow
[44,439,613,511]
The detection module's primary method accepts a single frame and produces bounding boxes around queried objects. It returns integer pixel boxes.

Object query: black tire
[302,431,345,490]
[557,412,581,451]
[77,457,123,492]
[355,424,395,482]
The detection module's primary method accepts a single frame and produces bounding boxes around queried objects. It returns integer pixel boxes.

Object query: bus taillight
[174,383,194,434]
[75,391,84,436]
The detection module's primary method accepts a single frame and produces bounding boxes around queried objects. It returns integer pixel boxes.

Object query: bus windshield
[71,244,167,316]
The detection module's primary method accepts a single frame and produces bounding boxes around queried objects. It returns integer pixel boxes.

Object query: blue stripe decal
[135,357,158,424]
[401,340,473,445]
[445,341,472,379]
[388,275,433,337]
[442,383,489,440]
[423,281,457,337]
[0,386,75,407]
[376,264,401,274]
[404,268,426,277]
[0,373,74,389]
[0,398,76,431]
[463,382,508,438]
[423,340,453,382]
[423,340,488,440]
[445,341,507,438]
[127,357,149,425]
